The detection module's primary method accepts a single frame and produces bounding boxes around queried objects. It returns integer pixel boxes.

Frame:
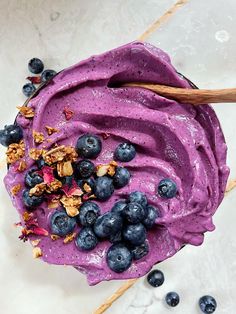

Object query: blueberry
[128,191,147,208]
[28,58,44,74]
[123,223,146,245]
[131,241,149,260]
[75,227,98,251]
[76,159,95,178]
[94,176,114,201]
[22,189,44,208]
[0,124,23,147]
[106,243,132,273]
[113,167,130,188]
[165,292,180,307]
[76,134,102,159]
[122,203,147,224]
[142,205,159,229]
[199,296,217,313]
[41,69,57,82]
[147,269,165,287]
[78,177,95,193]
[78,201,100,226]
[22,83,36,97]
[36,158,46,169]
[93,212,123,238]
[50,209,76,236]
[109,231,123,243]
[61,175,74,187]
[158,178,177,198]
[114,142,136,162]
[25,169,43,187]
[111,200,127,215]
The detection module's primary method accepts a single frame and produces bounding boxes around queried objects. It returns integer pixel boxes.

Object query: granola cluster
[6,140,25,164]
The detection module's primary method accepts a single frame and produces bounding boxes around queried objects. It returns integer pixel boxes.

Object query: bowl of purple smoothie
[2,41,229,285]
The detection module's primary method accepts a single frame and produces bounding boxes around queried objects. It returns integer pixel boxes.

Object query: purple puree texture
[4,41,229,285]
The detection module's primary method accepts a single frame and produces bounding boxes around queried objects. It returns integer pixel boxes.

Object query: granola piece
[17,106,35,118]
[45,126,58,135]
[6,140,25,164]
[57,160,73,177]
[51,234,61,241]
[33,130,44,144]
[46,179,63,193]
[48,197,60,209]
[29,182,46,196]
[29,148,44,160]
[22,211,34,222]
[42,145,78,165]
[11,184,21,196]
[32,247,42,258]
[96,161,118,177]
[63,232,77,244]
[83,183,92,193]
[60,195,81,217]
[31,239,41,247]
[17,160,27,172]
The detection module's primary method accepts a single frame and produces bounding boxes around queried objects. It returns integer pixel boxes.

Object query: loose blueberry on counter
[41,69,57,82]
[113,167,130,188]
[123,223,146,245]
[78,177,95,193]
[122,202,147,224]
[142,205,158,229]
[111,200,127,215]
[114,142,136,162]
[93,212,123,238]
[50,209,76,236]
[109,231,122,243]
[128,191,148,208]
[94,176,114,201]
[131,241,149,260]
[75,227,98,251]
[199,296,217,313]
[78,201,100,226]
[76,159,95,178]
[76,134,102,159]
[28,58,44,74]
[147,269,165,287]
[25,169,44,187]
[165,292,180,307]
[22,83,36,97]
[0,124,23,146]
[22,190,44,208]
[106,243,132,273]
[158,178,177,199]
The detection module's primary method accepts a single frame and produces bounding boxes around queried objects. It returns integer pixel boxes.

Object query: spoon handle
[124,82,236,105]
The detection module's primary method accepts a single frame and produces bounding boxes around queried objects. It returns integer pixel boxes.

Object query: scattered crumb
[17,160,27,172]
[83,183,92,193]
[45,126,58,135]
[31,239,41,247]
[51,234,61,241]
[32,247,42,258]
[63,232,76,244]
[33,130,44,144]
[17,106,35,118]
[11,184,21,196]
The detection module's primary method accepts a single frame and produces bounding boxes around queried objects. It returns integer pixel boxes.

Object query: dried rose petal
[42,166,55,184]
[63,106,74,120]
[27,76,42,84]
[31,226,49,236]
[101,132,110,140]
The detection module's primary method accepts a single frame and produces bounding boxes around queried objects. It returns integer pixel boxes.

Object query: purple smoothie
[4,41,229,285]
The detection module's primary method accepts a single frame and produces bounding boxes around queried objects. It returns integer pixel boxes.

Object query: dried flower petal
[11,183,21,196]
[101,132,110,140]
[63,232,76,244]
[27,76,41,84]
[31,226,49,236]
[6,140,25,164]
[33,130,44,144]
[45,126,58,135]
[63,106,74,120]
[17,106,35,118]
[32,247,42,258]
[61,180,83,197]
[42,166,55,184]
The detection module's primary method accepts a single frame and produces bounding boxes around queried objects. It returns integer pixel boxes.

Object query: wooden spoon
[123,82,236,105]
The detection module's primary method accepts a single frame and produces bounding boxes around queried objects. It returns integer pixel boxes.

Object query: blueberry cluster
[0,124,23,147]
[23,57,56,97]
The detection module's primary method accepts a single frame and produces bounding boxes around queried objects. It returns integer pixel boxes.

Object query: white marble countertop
[1,1,236,313]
